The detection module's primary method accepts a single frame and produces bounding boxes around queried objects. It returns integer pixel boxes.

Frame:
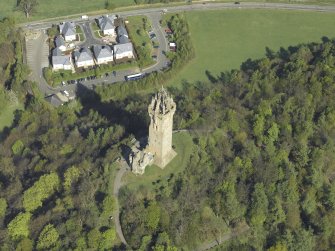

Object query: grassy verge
[126,15,155,68]
[123,131,194,191]
[1,0,134,23]
[167,9,335,86]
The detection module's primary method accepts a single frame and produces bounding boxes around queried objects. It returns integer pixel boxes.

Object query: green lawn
[126,15,155,68]
[168,9,335,86]
[0,103,22,134]
[0,0,134,22]
[123,131,194,191]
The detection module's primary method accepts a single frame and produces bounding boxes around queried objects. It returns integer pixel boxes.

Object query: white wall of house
[76,60,95,68]
[64,34,76,42]
[53,63,72,71]
[96,56,113,65]
[59,45,67,51]
[115,51,134,60]
[63,64,72,70]
[103,29,115,36]
[53,64,64,70]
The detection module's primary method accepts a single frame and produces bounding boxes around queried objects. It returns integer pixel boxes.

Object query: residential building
[117,25,129,44]
[74,47,95,68]
[59,22,76,41]
[114,43,134,60]
[55,35,66,51]
[52,48,72,70]
[98,15,116,36]
[93,45,114,65]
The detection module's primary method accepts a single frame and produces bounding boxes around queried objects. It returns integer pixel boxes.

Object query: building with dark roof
[74,47,95,68]
[117,25,129,44]
[93,45,114,64]
[59,22,76,41]
[98,15,116,36]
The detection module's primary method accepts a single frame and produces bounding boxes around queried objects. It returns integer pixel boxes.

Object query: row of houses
[52,44,134,70]
[52,16,134,71]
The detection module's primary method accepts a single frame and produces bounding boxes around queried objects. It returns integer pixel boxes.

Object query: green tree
[18,0,38,18]
[64,166,80,191]
[87,228,101,250]
[23,173,60,212]
[145,202,161,231]
[8,212,32,240]
[12,139,24,155]
[249,183,269,227]
[16,238,33,251]
[0,198,7,218]
[99,228,116,249]
[36,224,59,250]
[301,187,317,215]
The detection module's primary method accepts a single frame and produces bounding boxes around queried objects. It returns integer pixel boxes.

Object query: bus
[125,73,144,81]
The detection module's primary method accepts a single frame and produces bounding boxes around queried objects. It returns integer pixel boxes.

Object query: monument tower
[129,87,177,174]
[147,87,177,168]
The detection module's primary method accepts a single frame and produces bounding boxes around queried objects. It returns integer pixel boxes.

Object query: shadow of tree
[76,83,149,139]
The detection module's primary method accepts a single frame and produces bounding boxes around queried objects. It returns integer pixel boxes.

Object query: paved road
[80,22,105,47]
[24,2,335,97]
[113,160,130,246]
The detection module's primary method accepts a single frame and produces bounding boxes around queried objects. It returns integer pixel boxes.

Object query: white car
[62,90,70,97]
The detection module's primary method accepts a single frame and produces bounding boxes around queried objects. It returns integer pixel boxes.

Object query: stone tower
[147,87,177,168]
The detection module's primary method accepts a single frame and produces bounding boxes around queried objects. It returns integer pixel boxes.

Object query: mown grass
[123,131,194,191]
[126,15,155,68]
[167,9,335,86]
[0,0,134,22]
[0,103,23,134]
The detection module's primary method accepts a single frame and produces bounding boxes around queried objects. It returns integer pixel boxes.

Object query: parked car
[61,81,66,86]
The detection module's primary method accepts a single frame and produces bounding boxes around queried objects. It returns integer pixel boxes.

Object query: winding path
[113,160,129,246]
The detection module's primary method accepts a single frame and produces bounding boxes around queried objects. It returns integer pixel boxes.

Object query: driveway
[25,31,56,95]
[80,22,105,48]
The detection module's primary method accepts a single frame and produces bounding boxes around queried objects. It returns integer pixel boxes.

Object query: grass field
[167,9,335,86]
[123,131,194,191]
[0,0,134,21]
[0,103,22,134]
